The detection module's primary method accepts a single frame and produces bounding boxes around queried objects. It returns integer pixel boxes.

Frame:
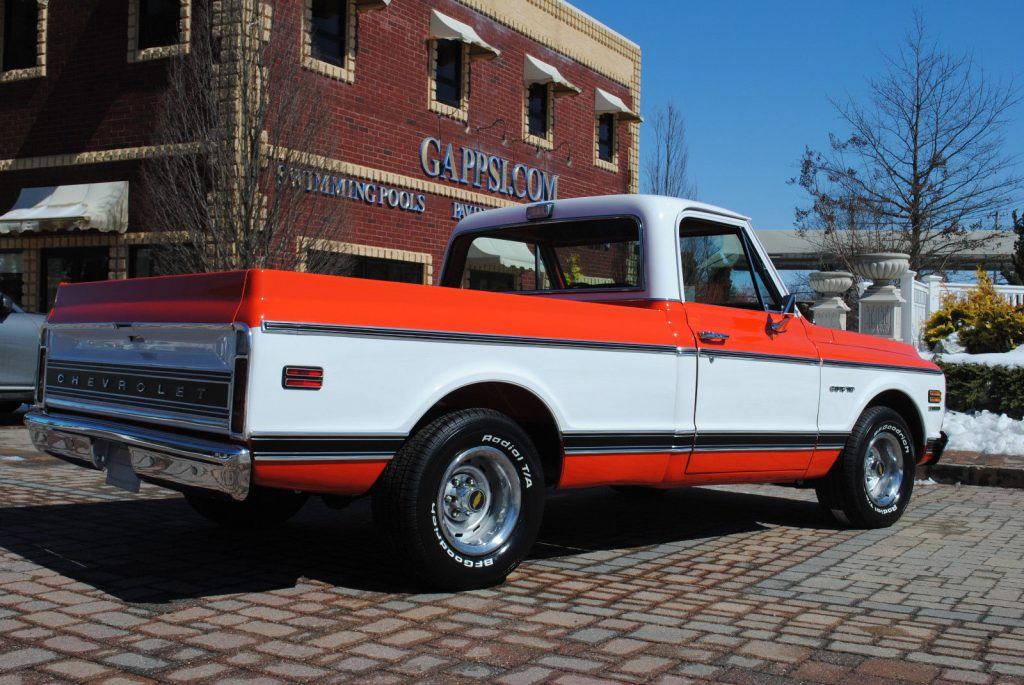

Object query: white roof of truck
[451,195,749,238]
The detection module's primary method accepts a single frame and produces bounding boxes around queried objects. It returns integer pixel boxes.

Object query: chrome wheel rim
[863,431,904,508]
[437,446,522,556]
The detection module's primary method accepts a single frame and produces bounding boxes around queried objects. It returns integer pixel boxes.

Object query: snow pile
[925,344,1024,368]
[943,411,1024,455]
[0,455,24,462]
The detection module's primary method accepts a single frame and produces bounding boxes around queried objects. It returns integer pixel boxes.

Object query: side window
[679,224,780,311]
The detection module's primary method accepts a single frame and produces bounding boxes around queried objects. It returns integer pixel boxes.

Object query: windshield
[443,217,642,293]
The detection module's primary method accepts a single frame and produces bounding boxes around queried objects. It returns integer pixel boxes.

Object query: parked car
[0,293,43,414]
[25,195,946,589]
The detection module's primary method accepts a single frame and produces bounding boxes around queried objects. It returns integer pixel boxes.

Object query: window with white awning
[428,10,500,61]
[523,54,580,96]
[595,88,642,122]
[0,182,129,234]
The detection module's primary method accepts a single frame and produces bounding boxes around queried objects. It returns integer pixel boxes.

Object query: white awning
[429,10,500,60]
[0,182,129,234]
[595,87,642,122]
[467,238,536,271]
[524,54,580,96]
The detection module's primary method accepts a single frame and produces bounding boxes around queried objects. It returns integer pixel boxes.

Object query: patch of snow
[924,343,1024,368]
[944,410,1024,456]
[914,477,938,485]
[0,455,24,462]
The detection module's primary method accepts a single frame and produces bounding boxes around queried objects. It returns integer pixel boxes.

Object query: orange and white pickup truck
[26,195,946,589]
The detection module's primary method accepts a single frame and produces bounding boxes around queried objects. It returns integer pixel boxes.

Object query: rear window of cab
[442,217,642,294]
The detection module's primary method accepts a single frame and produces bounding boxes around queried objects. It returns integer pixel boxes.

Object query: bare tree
[792,14,1022,275]
[643,101,697,199]
[143,1,351,275]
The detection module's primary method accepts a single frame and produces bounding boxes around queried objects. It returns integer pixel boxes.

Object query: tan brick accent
[0,142,199,172]
[301,0,356,83]
[0,0,47,82]
[297,238,433,285]
[127,0,192,63]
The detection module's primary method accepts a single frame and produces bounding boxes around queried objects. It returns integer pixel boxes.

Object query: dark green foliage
[938,360,1024,419]
[1011,210,1024,286]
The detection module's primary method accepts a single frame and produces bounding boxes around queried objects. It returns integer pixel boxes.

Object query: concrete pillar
[900,269,917,346]
[808,271,854,330]
[853,253,910,341]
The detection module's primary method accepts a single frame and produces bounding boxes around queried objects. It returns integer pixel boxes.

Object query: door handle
[699,330,730,343]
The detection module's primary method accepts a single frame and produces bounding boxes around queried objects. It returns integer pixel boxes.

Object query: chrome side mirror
[766,294,797,335]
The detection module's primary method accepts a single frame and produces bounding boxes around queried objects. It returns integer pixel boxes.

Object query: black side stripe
[263,321,681,355]
[699,349,820,367]
[251,436,405,461]
[563,431,852,454]
[821,358,944,375]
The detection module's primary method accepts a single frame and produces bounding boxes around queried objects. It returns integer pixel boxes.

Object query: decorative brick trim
[0,142,199,172]
[0,0,47,82]
[301,0,356,83]
[298,238,433,284]
[127,0,192,63]
[521,83,554,151]
[265,144,515,210]
[427,40,470,123]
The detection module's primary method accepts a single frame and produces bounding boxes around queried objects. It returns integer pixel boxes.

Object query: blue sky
[571,0,1024,230]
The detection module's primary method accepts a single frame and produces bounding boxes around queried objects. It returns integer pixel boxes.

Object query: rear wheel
[185,487,308,530]
[373,409,545,590]
[815,406,915,528]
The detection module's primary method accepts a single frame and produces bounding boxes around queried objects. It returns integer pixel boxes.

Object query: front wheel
[815,406,915,528]
[373,409,545,590]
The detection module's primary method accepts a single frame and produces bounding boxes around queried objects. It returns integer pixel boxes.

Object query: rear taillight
[231,357,248,434]
[35,328,47,406]
[282,366,323,390]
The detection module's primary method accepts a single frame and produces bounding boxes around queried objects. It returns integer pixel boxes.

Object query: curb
[917,464,1024,489]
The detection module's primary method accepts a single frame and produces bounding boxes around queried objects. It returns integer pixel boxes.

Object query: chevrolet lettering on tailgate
[26,195,947,590]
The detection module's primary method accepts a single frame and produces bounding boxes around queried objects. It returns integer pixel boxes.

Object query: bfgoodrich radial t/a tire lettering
[815,406,915,529]
[372,409,545,590]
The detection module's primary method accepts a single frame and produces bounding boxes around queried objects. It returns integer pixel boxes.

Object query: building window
[596,113,616,163]
[434,39,463,109]
[0,251,24,306]
[39,247,109,311]
[301,240,432,284]
[128,245,183,278]
[0,0,46,81]
[348,255,425,284]
[139,0,180,50]
[302,0,357,81]
[128,0,190,63]
[311,0,347,66]
[527,83,549,138]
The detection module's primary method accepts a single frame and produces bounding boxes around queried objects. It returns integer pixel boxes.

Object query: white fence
[900,272,1024,349]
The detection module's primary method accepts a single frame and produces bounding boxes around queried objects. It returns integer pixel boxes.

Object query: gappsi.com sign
[419,137,559,202]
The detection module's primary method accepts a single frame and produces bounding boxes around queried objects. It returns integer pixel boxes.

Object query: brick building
[0,0,641,312]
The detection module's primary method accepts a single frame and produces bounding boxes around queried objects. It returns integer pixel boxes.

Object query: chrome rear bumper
[25,410,250,501]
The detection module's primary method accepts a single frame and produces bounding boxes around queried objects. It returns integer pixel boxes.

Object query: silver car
[0,293,43,414]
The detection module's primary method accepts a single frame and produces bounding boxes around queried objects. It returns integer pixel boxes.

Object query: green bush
[937,360,1024,419]
[923,269,1024,353]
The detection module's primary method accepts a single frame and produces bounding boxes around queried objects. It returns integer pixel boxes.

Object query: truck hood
[806,323,939,373]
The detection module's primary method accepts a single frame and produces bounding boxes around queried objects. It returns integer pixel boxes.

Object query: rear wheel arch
[865,389,925,459]
[410,381,563,486]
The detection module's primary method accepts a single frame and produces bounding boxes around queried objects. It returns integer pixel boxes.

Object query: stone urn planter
[852,253,910,340]
[808,271,854,330]
[852,253,910,288]
[808,271,855,297]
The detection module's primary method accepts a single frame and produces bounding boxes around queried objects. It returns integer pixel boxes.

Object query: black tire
[185,486,308,530]
[611,485,668,497]
[373,408,545,591]
[0,401,23,414]
[815,406,915,529]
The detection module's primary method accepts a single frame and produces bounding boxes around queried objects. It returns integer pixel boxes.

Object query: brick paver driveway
[1,425,1023,684]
